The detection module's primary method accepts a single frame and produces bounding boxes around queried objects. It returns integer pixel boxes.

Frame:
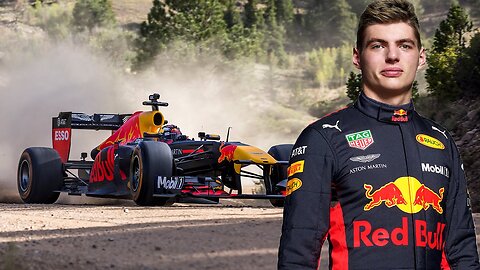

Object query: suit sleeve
[278,126,336,270]
[444,142,480,269]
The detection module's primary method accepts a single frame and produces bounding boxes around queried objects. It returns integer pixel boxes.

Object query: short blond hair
[356,0,421,51]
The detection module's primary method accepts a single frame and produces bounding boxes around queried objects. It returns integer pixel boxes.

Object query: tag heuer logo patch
[346,130,374,150]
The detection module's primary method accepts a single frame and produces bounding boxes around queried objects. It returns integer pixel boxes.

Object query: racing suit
[278,93,479,270]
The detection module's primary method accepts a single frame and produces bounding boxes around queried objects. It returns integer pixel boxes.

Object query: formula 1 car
[17,94,292,206]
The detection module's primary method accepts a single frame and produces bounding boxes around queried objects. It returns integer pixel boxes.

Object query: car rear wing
[52,112,132,162]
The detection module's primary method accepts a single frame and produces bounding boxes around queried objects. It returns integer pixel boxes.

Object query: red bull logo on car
[218,143,237,163]
[364,177,444,214]
[345,130,374,150]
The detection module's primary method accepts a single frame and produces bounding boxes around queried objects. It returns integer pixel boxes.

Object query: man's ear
[417,47,426,70]
[353,48,361,70]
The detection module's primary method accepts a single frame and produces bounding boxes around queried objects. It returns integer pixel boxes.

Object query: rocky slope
[451,99,480,212]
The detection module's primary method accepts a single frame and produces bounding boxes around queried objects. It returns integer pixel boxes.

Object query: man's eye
[400,44,413,49]
[371,44,383,49]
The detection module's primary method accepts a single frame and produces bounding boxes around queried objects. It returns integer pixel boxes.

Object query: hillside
[1,0,479,211]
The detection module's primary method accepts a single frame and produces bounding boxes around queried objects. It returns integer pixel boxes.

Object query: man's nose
[386,46,400,63]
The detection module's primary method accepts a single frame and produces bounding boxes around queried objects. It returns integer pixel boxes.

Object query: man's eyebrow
[365,38,417,46]
[397,38,416,45]
[365,38,386,45]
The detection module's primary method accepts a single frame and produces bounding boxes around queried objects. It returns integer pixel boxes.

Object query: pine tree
[432,4,473,50]
[134,0,227,69]
[244,0,264,29]
[274,0,294,25]
[346,71,362,103]
[72,0,116,31]
[426,4,473,101]
[224,0,242,29]
[326,0,357,47]
[305,0,357,47]
[456,33,480,97]
[264,0,286,64]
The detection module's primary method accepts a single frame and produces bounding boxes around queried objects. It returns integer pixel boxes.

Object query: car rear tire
[17,147,64,204]
[267,144,293,207]
[129,141,175,206]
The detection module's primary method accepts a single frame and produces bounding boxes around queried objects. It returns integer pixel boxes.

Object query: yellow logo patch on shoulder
[416,134,445,150]
[286,178,303,196]
[287,160,304,177]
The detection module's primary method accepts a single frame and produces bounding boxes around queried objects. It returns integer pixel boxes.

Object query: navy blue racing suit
[278,93,479,269]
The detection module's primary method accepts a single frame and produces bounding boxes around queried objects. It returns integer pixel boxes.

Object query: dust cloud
[0,37,313,203]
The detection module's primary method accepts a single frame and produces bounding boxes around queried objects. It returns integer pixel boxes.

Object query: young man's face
[353,22,426,99]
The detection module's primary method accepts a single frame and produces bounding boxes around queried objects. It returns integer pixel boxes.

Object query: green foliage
[134,0,228,69]
[412,81,420,101]
[346,71,362,102]
[426,4,472,101]
[72,0,116,31]
[275,0,294,24]
[244,0,264,29]
[426,47,462,101]
[456,33,480,97]
[304,0,357,48]
[264,0,287,65]
[432,4,473,50]
[26,1,73,40]
[224,0,242,29]
[302,45,354,88]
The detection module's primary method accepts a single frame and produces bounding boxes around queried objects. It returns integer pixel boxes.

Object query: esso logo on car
[54,130,70,141]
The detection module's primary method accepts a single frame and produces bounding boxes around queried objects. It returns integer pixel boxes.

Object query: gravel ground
[0,200,479,270]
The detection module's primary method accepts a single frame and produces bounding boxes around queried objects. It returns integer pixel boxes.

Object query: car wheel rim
[132,156,140,192]
[19,160,30,192]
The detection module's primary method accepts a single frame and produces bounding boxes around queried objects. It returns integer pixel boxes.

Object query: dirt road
[1,200,479,270]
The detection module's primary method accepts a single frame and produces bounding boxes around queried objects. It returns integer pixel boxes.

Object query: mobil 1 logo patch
[157,176,185,190]
[346,130,374,150]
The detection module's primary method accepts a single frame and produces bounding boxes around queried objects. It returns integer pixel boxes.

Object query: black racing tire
[17,147,64,204]
[129,141,175,206]
[267,144,293,207]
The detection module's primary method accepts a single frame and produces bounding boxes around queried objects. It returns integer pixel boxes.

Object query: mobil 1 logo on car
[155,176,185,193]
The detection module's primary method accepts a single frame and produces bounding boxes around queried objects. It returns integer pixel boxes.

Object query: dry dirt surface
[0,200,479,270]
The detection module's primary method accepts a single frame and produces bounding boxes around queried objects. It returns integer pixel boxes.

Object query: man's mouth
[381,68,403,77]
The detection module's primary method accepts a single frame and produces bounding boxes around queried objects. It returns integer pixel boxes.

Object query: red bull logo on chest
[364,177,444,214]
[392,109,408,122]
[354,217,446,250]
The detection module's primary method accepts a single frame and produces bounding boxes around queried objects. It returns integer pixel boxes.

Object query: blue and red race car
[17,94,292,206]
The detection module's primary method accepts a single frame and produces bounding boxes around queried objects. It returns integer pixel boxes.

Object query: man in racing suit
[278,0,480,269]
